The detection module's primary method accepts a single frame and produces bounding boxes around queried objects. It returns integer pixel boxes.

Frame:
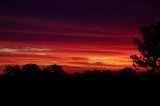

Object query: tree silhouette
[2,64,160,81]
[22,64,41,80]
[23,64,41,73]
[118,68,137,80]
[5,65,21,76]
[131,22,160,72]
[46,64,65,75]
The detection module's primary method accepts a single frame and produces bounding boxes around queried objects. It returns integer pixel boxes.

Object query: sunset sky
[0,0,160,73]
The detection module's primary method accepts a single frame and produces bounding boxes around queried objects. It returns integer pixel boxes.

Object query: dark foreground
[1,64,160,82]
[1,64,160,93]
[1,64,160,105]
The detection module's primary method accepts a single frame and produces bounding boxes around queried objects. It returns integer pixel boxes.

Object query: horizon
[0,0,160,73]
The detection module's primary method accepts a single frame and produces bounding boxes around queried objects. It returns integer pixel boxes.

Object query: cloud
[68,61,115,67]
[71,57,89,61]
[0,52,11,56]
[0,16,136,44]
[0,46,129,58]
[0,46,55,57]
[0,46,53,52]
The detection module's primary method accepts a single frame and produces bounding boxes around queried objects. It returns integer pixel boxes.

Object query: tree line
[0,64,159,81]
[1,22,160,81]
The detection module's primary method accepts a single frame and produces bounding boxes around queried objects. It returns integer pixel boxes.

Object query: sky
[0,0,160,73]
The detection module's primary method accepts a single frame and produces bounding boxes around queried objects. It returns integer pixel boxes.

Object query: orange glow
[0,40,139,73]
[0,17,141,73]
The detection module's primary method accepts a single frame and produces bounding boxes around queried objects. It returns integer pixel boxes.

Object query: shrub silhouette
[118,68,138,80]
[5,65,21,76]
[23,64,41,73]
[22,64,42,80]
[1,64,160,81]
[131,22,160,72]
[46,64,65,75]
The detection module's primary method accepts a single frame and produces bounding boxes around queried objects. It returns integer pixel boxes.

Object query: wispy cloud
[0,17,139,72]
[0,16,137,44]
[0,46,55,57]
[0,46,53,52]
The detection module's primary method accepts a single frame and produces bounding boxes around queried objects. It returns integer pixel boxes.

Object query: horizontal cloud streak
[0,17,138,48]
[0,46,53,52]
[0,16,140,72]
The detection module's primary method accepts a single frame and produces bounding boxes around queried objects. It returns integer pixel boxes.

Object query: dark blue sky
[1,0,160,25]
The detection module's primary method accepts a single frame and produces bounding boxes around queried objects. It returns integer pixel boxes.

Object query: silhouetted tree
[83,70,105,80]
[46,64,65,75]
[118,68,137,80]
[2,63,160,81]
[72,72,84,81]
[131,22,160,72]
[5,65,21,76]
[23,64,41,73]
[45,64,68,80]
[22,64,41,80]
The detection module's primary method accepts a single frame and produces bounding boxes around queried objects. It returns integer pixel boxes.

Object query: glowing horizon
[0,0,160,73]
[0,17,140,73]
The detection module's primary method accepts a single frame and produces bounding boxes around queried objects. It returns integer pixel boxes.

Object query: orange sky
[0,36,140,73]
[1,0,160,73]
[0,16,143,73]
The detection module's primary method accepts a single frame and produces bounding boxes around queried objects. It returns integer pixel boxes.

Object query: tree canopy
[131,22,160,72]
